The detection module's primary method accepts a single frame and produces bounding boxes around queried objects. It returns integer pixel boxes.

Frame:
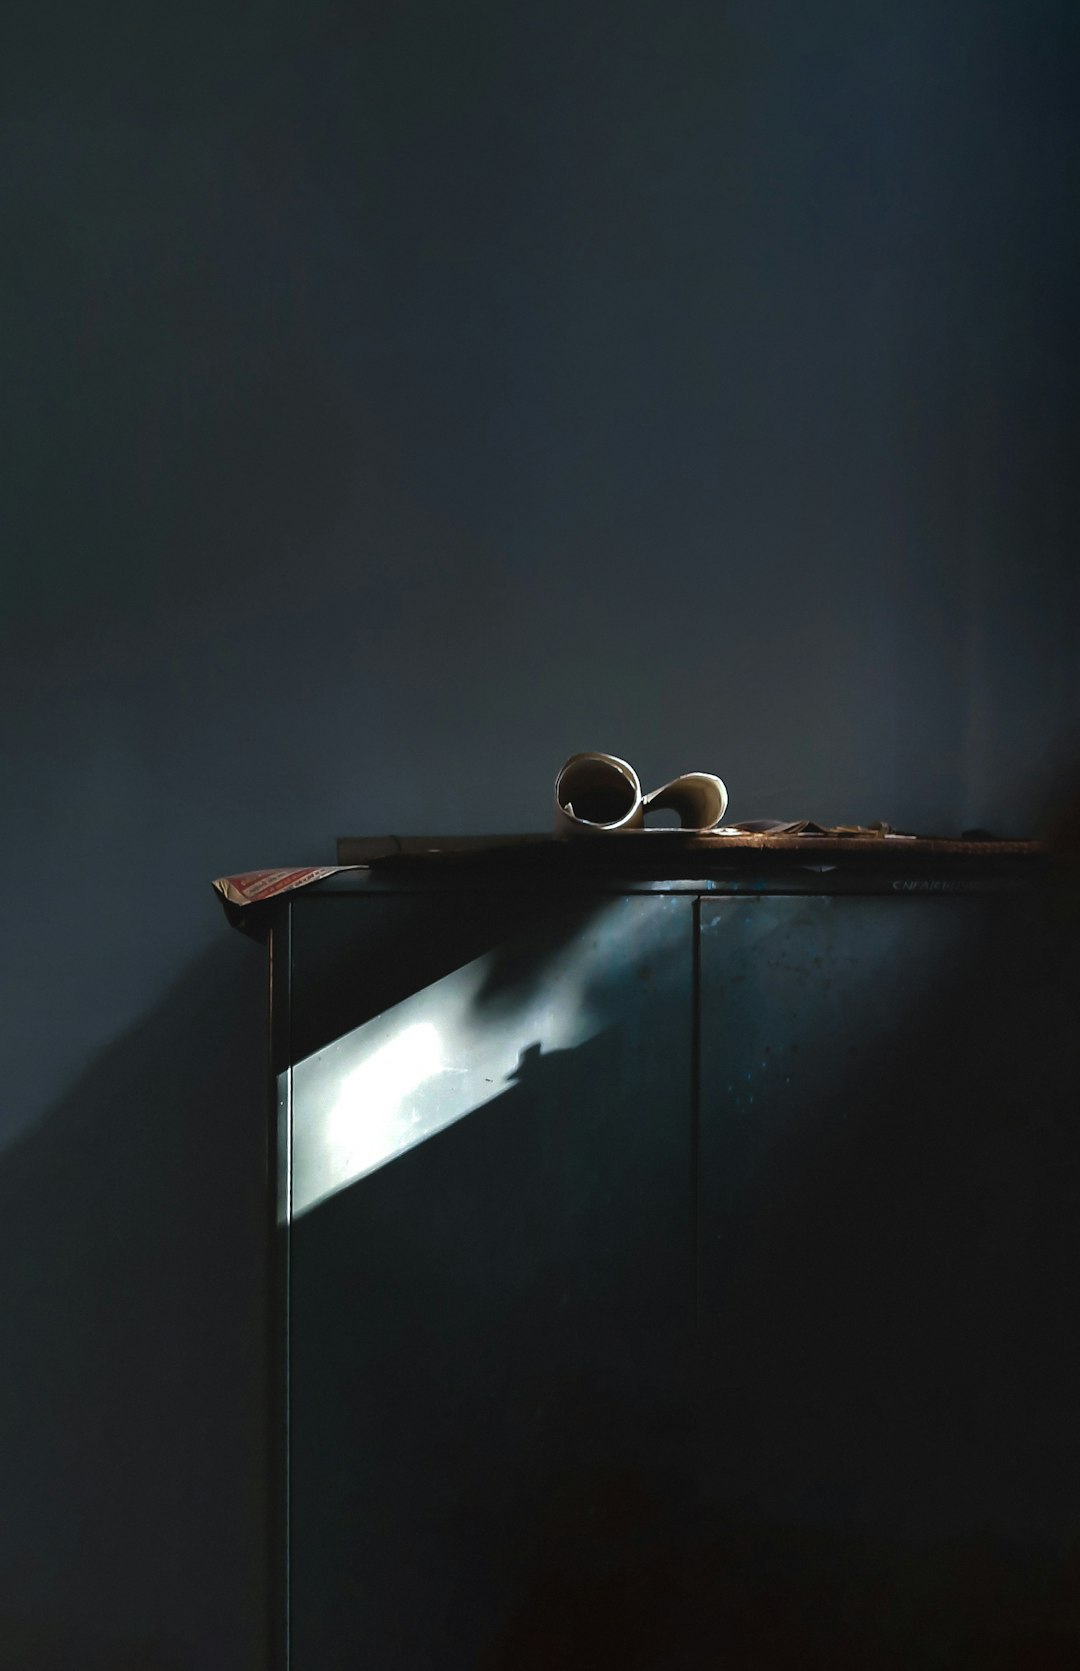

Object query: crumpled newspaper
[555,752,729,836]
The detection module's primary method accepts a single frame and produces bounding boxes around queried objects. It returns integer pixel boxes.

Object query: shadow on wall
[0,938,268,1671]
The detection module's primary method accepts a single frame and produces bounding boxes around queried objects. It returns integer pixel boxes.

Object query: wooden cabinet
[267,855,1079,1667]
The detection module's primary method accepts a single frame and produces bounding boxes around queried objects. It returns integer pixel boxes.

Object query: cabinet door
[285,890,695,1670]
[696,892,1080,1661]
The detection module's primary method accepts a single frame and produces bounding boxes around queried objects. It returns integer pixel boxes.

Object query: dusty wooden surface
[336,831,1044,864]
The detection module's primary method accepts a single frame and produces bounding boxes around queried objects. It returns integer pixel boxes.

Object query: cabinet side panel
[287,892,695,1670]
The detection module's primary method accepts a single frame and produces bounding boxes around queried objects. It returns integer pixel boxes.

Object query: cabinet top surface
[218,836,1070,934]
[312,833,1053,894]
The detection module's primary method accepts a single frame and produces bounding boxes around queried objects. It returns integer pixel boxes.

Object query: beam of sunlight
[324,1021,445,1188]
[286,897,687,1218]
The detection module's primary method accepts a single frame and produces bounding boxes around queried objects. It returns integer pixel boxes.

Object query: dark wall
[2,3,1077,1665]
